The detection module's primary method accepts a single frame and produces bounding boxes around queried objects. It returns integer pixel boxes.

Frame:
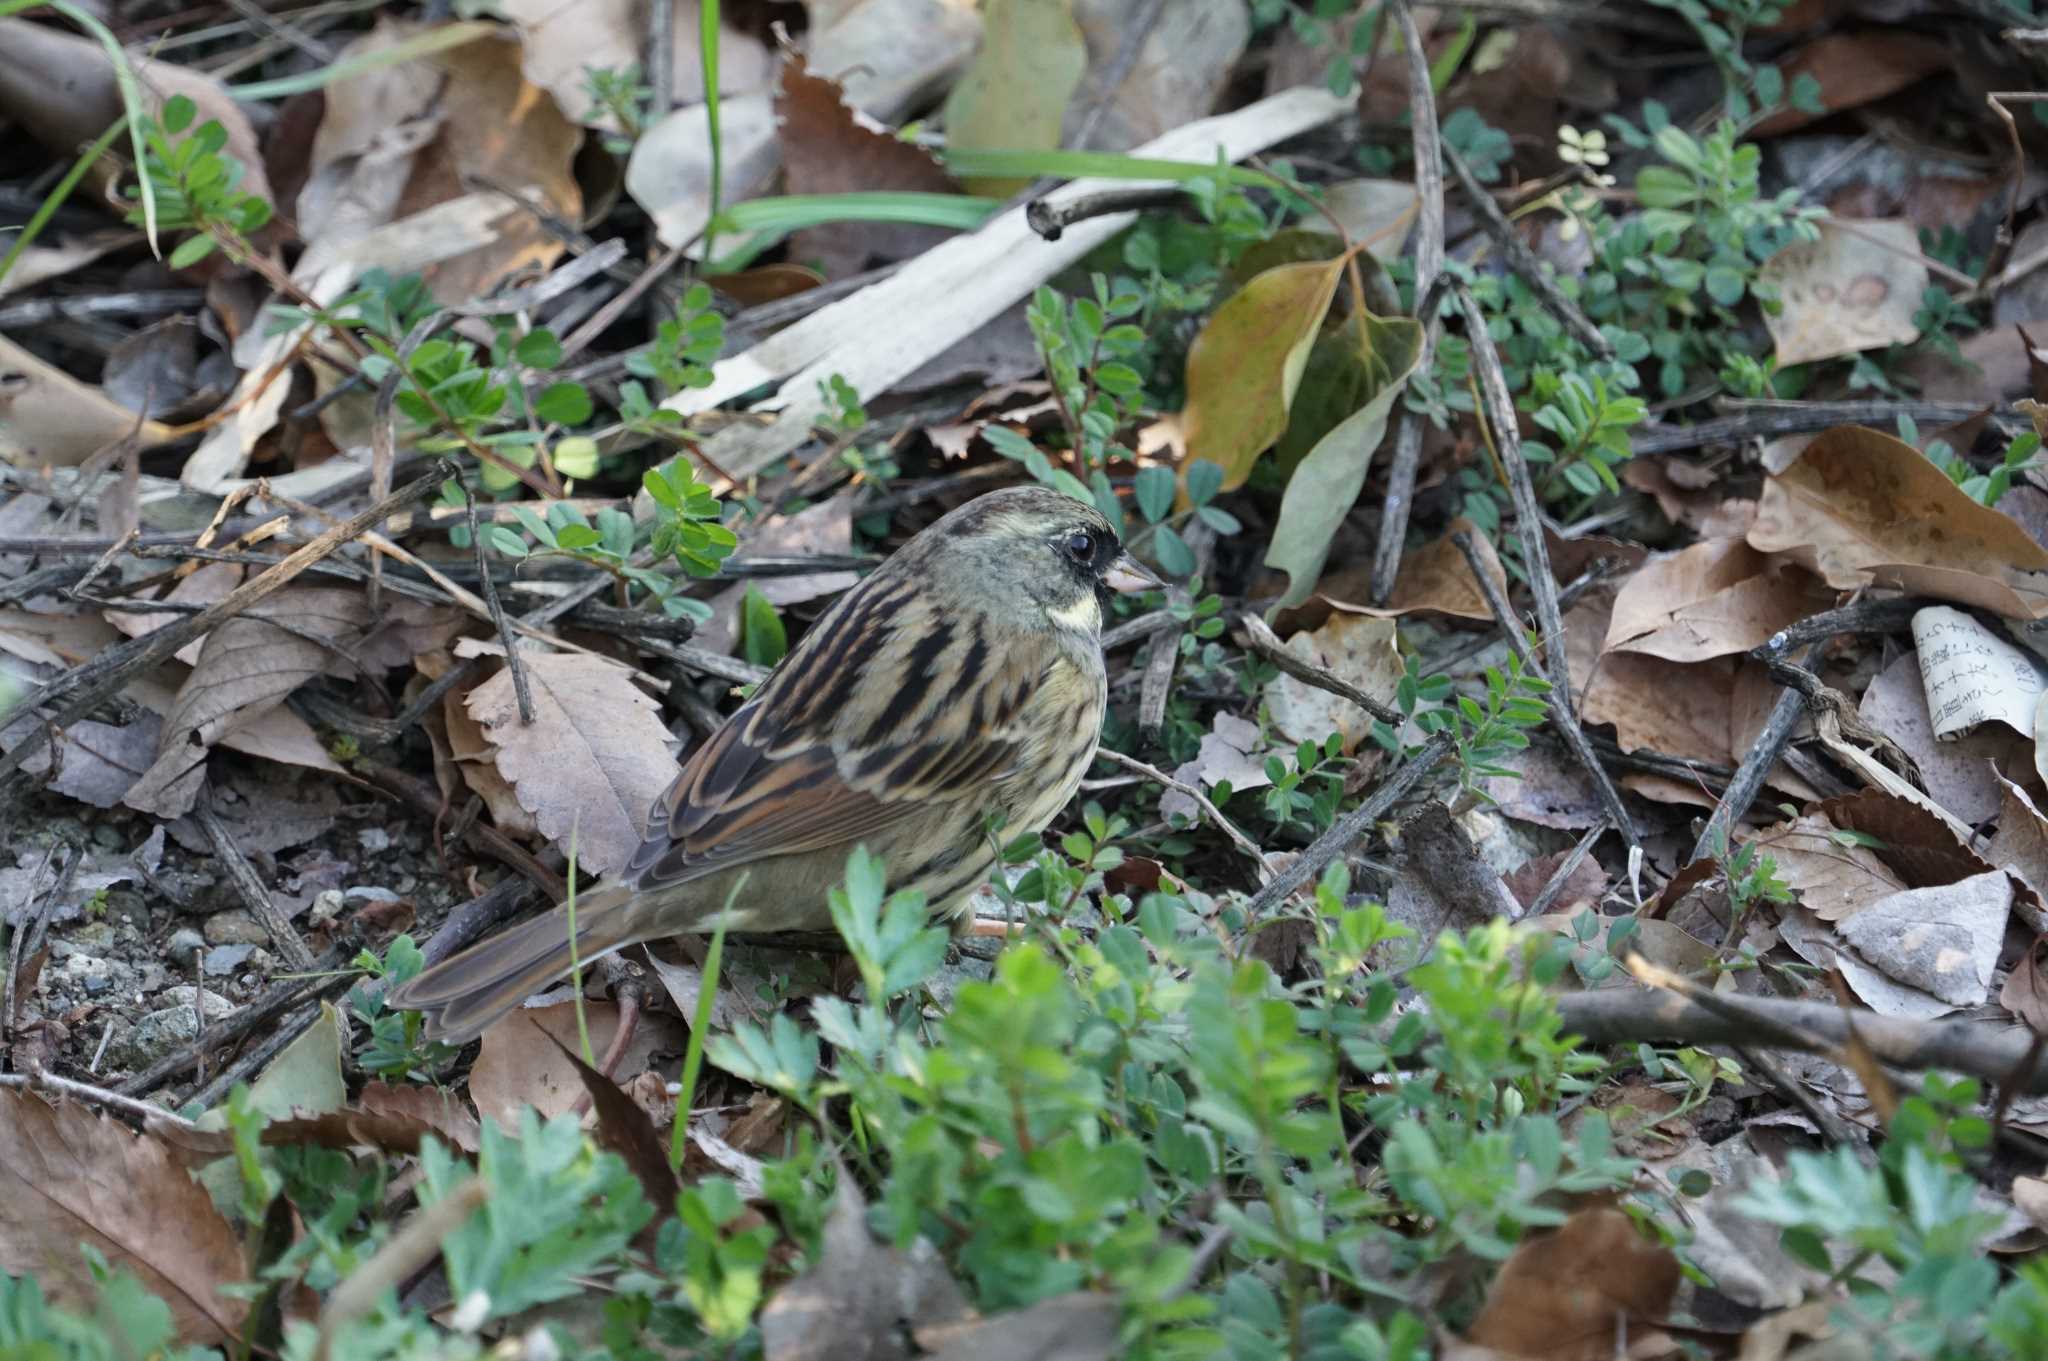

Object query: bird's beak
[1104,552,1164,594]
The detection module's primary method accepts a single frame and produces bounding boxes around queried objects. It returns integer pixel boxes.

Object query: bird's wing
[625,572,1047,889]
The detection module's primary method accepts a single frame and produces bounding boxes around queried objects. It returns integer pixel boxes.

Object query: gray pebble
[203,910,271,946]
[165,929,205,966]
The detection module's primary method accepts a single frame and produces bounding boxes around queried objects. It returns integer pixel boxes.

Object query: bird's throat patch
[1046,593,1101,632]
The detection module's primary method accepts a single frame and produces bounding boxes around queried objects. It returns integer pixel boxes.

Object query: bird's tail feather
[385,885,639,1045]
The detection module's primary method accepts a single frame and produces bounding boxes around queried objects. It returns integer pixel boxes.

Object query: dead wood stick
[1452,530,1638,844]
[1557,986,2048,1094]
[1241,728,1454,919]
[1236,613,1400,725]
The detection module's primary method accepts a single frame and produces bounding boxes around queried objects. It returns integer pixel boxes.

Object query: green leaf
[1183,256,1349,490]
[487,525,530,557]
[1153,525,1196,579]
[1134,466,1176,523]
[1263,306,1424,611]
[161,93,199,134]
[515,329,562,368]
[1634,165,1696,209]
[167,233,216,269]
[553,435,600,479]
[535,381,593,425]
[1704,263,1747,306]
[740,585,787,667]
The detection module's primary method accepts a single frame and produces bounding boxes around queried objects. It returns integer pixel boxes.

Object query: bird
[387,485,1163,1043]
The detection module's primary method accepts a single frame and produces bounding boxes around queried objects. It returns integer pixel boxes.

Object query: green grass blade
[226,21,496,100]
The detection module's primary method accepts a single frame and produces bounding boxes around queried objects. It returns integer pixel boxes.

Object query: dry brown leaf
[0,1089,247,1346]
[1582,652,1735,766]
[1752,810,1905,921]
[778,51,959,277]
[1317,519,1507,623]
[0,334,179,467]
[500,0,772,127]
[1752,32,1949,138]
[358,1080,483,1152]
[106,562,244,667]
[1621,460,1756,540]
[1462,1207,1680,1361]
[463,650,676,875]
[1603,540,1833,663]
[124,588,369,818]
[1746,425,2048,617]
[443,673,542,838]
[294,21,581,305]
[1503,846,1610,912]
[122,665,346,788]
[1760,220,1927,365]
[469,1001,685,1132]
[1264,611,1401,754]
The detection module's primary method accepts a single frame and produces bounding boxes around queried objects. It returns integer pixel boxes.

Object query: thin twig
[1096,748,1276,881]
[1524,820,1609,916]
[1689,644,1817,863]
[1239,729,1456,920]
[1370,276,1450,605]
[1450,530,1637,844]
[1632,400,2016,455]
[195,789,318,971]
[1236,613,1400,725]
[1390,0,1443,295]
[459,477,534,724]
[0,1069,204,1132]
[1451,284,1574,722]
[1443,139,1610,356]
[1558,967,2048,1095]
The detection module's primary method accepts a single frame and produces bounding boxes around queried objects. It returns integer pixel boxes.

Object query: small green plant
[1375,649,1551,801]
[1902,412,2045,507]
[1713,829,1793,926]
[126,93,273,269]
[1527,368,1648,504]
[583,63,657,154]
[988,275,1152,523]
[1734,1074,2048,1360]
[347,935,456,1079]
[622,284,725,419]
[1646,0,1824,122]
[1129,458,1240,578]
[476,459,735,621]
[1441,107,1512,182]
[1254,733,1349,836]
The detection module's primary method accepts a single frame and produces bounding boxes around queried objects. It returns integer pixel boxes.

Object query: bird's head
[907,485,1163,636]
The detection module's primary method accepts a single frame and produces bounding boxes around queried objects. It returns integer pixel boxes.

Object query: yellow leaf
[1181,256,1348,491]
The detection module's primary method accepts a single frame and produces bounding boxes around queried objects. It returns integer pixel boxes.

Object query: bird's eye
[1064,530,1095,561]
